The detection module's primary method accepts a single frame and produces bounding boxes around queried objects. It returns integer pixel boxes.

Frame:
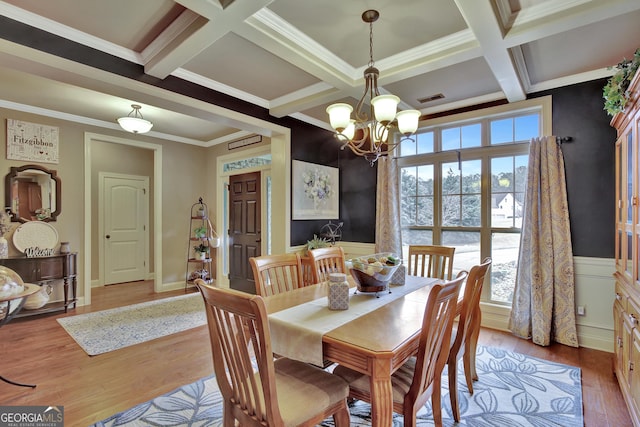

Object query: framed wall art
[6,119,60,164]
[292,160,339,220]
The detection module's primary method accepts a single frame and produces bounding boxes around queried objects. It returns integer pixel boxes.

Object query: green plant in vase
[193,243,210,260]
[194,225,207,239]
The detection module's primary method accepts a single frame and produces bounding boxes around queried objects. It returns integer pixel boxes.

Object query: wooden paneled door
[229,171,261,294]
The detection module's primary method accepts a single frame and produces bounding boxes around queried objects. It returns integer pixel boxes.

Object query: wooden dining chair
[448,257,492,422]
[194,279,351,427]
[407,245,456,280]
[307,246,347,283]
[249,253,306,296]
[333,272,466,427]
[300,256,316,286]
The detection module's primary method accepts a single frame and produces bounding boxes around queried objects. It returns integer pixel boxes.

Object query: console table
[0,253,77,317]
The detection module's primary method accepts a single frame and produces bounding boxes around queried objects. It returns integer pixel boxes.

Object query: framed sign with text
[6,119,60,164]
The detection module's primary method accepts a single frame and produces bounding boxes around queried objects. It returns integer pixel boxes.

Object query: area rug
[57,293,205,355]
[92,346,583,426]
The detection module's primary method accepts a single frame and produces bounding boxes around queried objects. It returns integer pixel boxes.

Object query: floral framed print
[292,160,339,220]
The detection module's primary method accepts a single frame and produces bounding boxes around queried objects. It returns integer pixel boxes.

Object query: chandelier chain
[369,20,375,68]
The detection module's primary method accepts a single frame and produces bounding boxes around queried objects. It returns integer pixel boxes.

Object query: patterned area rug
[57,293,205,355]
[93,346,583,426]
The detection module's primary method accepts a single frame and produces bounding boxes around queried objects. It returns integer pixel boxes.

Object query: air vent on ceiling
[418,93,445,104]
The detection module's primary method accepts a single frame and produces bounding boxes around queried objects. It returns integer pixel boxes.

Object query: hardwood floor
[0,280,632,426]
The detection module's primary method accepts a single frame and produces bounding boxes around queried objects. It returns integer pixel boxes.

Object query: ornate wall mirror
[5,164,62,222]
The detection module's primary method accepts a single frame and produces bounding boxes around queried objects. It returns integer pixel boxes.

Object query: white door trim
[84,132,163,305]
[216,145,274,288]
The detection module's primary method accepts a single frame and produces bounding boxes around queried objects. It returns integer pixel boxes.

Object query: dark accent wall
[289,127,377,246]
[531,79,616,257]
[0,16,616,256]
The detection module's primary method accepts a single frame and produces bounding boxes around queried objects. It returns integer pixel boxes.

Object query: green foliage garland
[603,48,640,116]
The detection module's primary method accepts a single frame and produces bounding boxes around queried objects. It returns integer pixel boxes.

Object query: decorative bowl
[346,253,402,294]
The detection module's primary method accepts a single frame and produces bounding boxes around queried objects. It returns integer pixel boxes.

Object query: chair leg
[333,400,351,427]
[404,410,417,427]
[448,358,461,423]
[432,376,443,427]
[469,309,482,382]
[463,347,475,395]
[223,403,235,427]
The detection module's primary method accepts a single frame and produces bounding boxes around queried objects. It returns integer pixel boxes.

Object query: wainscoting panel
[481,256,615,352]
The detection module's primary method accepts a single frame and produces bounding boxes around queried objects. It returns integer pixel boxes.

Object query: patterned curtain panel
[375,156,402,255]
[509,136,578,347]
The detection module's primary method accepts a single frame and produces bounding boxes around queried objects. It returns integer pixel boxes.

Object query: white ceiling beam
[504,0,640,48]
[145,0,272,79]
[243,9,485,118]
[454,0,525,102]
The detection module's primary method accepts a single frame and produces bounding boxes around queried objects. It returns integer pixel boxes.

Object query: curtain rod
[556,136,573,144]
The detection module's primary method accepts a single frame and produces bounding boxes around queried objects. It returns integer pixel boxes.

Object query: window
[397,98,550,305]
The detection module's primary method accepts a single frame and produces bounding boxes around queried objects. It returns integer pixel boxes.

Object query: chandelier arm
[345,139,381,156]
[354,77,372,122]
[335,131,368,149]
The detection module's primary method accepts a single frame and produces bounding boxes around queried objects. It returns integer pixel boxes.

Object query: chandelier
[117,104,153,134]
[326,10,421,166]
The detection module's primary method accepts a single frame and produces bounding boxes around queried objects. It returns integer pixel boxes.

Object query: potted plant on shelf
[193,243,210,260]
[603,48,640,116]
[194,225,207,239]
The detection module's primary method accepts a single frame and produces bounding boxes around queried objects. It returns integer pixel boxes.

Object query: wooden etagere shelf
[185,198,218,289]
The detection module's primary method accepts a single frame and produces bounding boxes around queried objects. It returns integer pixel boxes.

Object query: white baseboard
[91,272,155,288]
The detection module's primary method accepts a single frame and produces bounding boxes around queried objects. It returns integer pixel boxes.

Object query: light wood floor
[0,280,632,426]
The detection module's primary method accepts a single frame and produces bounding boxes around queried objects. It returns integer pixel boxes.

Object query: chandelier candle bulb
[328,273,349,310]
[326,103,353,131]
[396,109,421,135]
[371,94,400,122]
[342,120,356,140]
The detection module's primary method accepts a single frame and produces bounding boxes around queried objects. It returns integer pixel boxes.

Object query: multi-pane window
[401,165,434,245]
[442,160,482,227]
[442,123,481,150]
[401,131,434,156]
[490,114,539,144]
[397,99,548,305]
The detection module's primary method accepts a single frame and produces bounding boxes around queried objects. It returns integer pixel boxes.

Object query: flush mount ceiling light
[117,104,153,134]
[326,10,421,166]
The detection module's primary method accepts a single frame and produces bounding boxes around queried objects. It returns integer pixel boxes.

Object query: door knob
[106,235,111,239]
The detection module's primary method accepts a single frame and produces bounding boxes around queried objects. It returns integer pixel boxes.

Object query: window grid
[397,105,541,305]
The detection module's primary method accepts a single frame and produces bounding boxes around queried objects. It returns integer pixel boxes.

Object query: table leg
[1,375,36,388]
[63,278,69,312]
[369,360,394,427]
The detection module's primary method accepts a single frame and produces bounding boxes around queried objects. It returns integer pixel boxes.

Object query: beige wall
[0,107,211,301]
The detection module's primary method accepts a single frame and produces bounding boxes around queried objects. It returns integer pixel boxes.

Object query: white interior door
[102,174,148,285]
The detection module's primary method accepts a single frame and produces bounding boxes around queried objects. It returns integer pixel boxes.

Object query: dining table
[264,274,442,427]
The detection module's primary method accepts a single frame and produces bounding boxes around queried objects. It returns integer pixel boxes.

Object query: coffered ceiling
[0,0,639,146]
